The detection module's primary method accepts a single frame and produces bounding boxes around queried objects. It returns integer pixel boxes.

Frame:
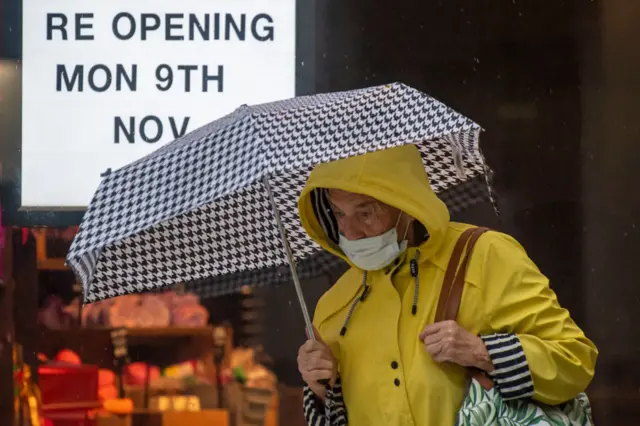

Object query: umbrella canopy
[67,82,493,304]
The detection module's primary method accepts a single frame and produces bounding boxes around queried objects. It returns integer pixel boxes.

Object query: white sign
[22,0,296,208]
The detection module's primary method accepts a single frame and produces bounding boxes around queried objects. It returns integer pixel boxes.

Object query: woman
[295,144,597,425]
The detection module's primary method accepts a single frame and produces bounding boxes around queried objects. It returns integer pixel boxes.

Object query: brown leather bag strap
[434,227,476,323]
[436,227,494,391]
[444,227,489,321]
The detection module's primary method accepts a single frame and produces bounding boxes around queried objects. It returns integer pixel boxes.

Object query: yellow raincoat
[298,144,597,426]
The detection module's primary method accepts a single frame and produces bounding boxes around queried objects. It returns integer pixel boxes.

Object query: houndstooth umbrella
[67,82,494,339]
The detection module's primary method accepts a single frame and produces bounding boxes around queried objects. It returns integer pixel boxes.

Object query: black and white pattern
[480,333,535,400]
[67,82,493,302]
[303,378,348,426]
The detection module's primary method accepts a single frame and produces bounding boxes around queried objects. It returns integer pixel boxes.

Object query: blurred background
[2,0,639,425]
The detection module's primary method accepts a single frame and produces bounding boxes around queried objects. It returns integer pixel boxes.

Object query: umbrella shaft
[262,175,316,341]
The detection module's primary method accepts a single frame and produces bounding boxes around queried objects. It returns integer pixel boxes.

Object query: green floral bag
[456,379,593,426]
[440,228,594,426]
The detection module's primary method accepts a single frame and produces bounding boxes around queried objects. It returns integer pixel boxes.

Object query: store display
[42,410,96,426]
[38,296,75,330]
[35,340,279,426]
[8,225,280,426]
[38,349,139,426]
[98,368,119,402]
[109,295,171,328]
[39,291,209,330]
[224,348,276,390]
[30,229,278,426]
[98,369,116,388]
[54,349,82,365]
[102,399,134,416]
[149,395,201,412]
[171,304,209,327]
[39,363,99,409]
[35,328,278,426]
[123,363,161,387]
[98,386,119,403]
[219,347,277,426]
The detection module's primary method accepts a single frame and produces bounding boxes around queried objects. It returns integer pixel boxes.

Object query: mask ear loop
[401,216,412,243]
[396,211,413,244]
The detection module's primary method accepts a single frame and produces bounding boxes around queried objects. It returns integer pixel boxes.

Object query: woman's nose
[339,223,366,241]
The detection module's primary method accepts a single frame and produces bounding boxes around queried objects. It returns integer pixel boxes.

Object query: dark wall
[579,0,640,420]
[311,0,587,318]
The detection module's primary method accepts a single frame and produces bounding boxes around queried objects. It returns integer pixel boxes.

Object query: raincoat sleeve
[303,377,348,426]
[478,232,598,405]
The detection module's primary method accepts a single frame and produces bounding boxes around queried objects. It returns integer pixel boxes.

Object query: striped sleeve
[480,333,535,400]
[303,376,348,426]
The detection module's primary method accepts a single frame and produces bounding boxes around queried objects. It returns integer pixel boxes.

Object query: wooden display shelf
[39,326,218,368]
[119,326,215,343]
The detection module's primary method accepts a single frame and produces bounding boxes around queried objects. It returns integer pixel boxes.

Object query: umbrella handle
[264,176,332,391]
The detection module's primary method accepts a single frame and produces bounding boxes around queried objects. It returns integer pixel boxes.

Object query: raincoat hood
[298,144,450,266]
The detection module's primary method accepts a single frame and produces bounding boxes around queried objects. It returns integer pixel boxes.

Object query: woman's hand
[419,320,495,372]
[297,326,338,401]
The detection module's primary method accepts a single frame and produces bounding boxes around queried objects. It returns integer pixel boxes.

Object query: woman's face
[327,189,402,240]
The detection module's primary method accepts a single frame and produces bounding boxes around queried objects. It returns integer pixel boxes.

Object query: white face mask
[338,213,410,271]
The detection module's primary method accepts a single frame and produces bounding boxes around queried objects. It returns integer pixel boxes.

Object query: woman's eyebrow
[354,200,377,209]
[329,199,377,213]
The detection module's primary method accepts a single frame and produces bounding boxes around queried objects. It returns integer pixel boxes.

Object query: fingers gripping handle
[317,378,331,388]
[305,328,333,389]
